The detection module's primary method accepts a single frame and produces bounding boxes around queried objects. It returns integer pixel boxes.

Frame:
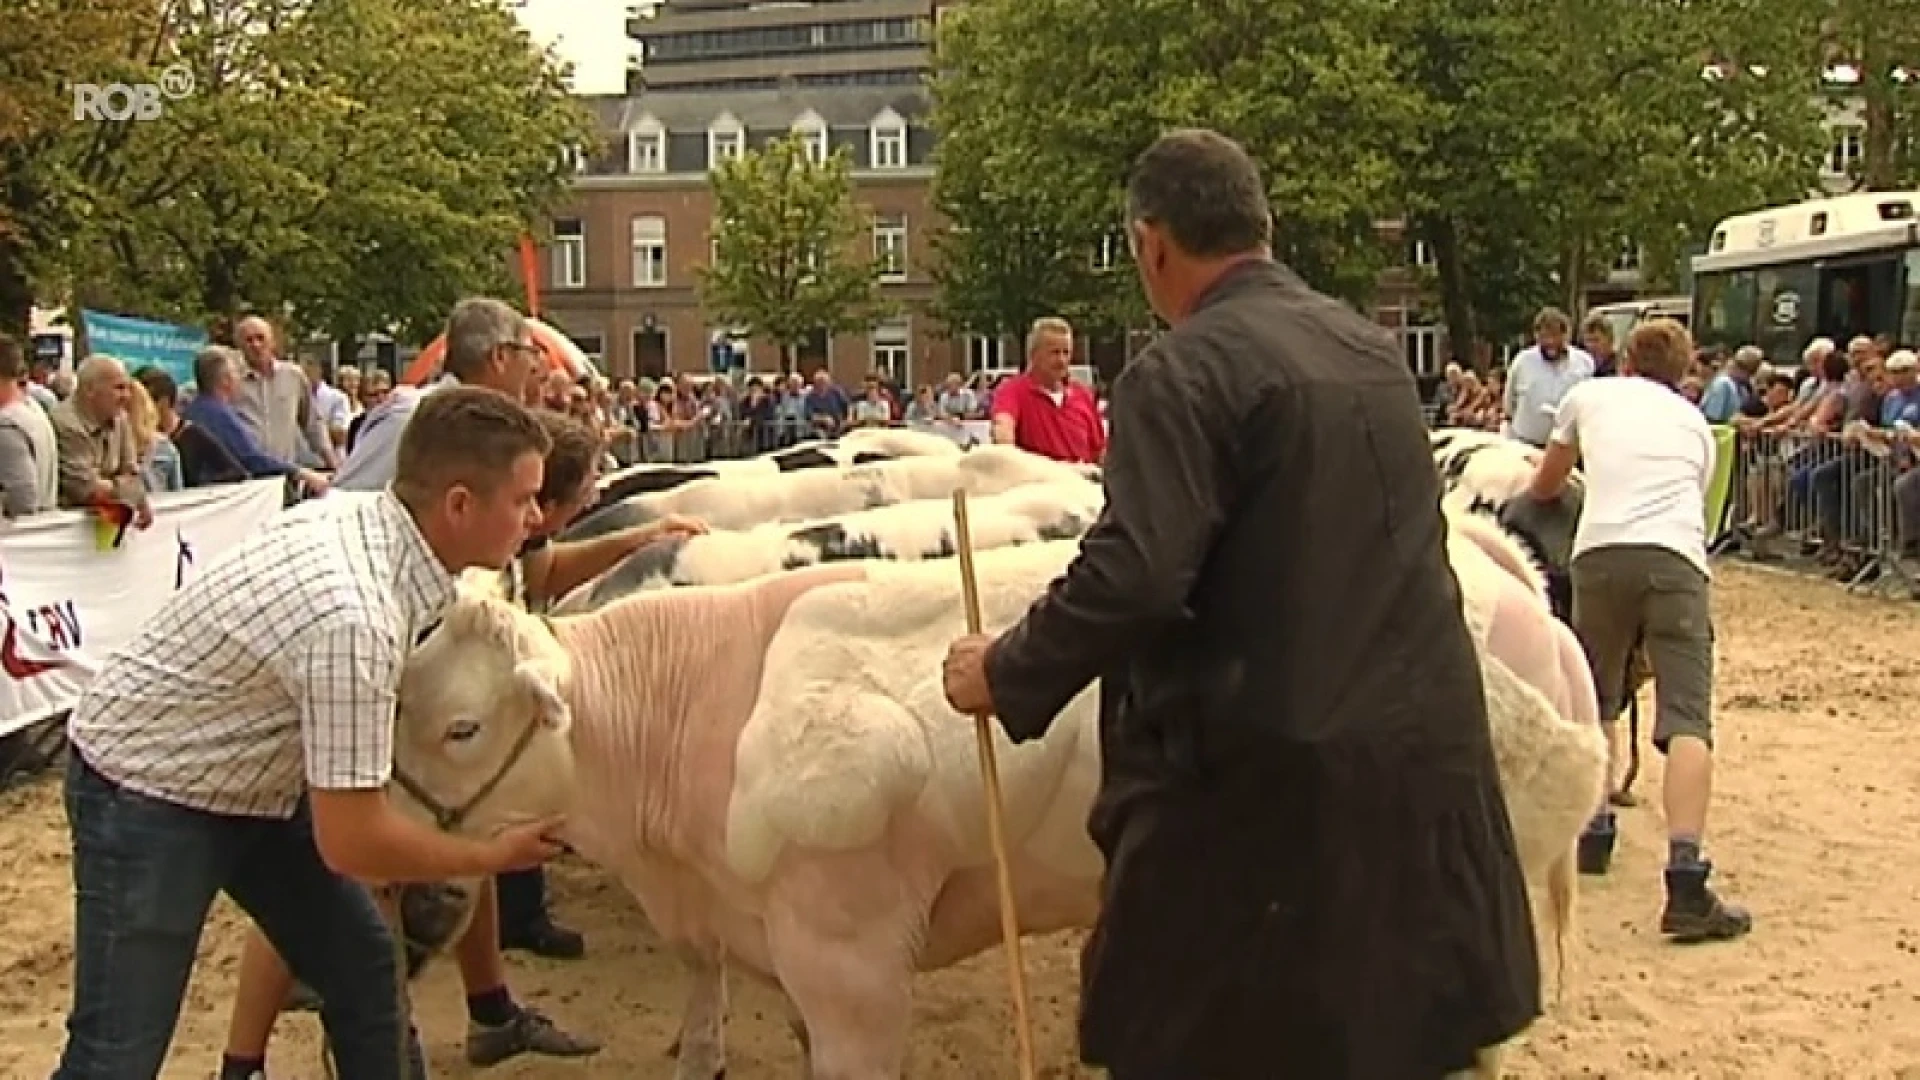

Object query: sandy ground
[4,561,1920,1079]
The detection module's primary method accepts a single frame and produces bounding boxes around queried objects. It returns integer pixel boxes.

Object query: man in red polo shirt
[990,315,1107,463]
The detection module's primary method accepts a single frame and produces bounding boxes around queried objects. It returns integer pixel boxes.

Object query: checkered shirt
[67,491,458,818]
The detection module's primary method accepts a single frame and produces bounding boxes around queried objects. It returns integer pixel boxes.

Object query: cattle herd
[381,428,1611,1077]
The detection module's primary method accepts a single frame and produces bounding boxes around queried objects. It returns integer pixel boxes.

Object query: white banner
[0,479,286,737]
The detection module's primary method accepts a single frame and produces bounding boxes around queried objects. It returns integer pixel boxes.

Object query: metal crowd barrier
[1714,428,1916,598]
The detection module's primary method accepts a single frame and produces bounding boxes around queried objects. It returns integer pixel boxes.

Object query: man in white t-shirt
[1526,318,1751,945]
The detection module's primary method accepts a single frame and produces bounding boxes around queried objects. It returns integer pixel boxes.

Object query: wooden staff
[951,488,1039,1080]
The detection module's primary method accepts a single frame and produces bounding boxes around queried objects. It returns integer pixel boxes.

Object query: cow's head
[1430,430,1584,573]
[392,581,578,838]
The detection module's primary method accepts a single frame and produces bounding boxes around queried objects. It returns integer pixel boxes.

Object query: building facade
[535,87,962,386]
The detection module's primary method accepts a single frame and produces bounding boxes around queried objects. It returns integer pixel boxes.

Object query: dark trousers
[496,867,550,938]
[54,754,414,1080]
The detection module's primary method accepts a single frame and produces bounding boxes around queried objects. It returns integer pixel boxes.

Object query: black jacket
[986,259,1540,1079]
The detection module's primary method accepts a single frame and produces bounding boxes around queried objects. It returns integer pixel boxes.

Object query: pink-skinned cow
[389,511,1604,1079]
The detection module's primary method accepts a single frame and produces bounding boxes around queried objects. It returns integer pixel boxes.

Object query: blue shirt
[1880,387,1920,428]
[1699,373,1748,424]
[181,394,297,478]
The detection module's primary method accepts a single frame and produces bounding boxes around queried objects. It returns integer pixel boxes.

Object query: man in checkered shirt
[227,297,701,1075]
[53,387,564,1080]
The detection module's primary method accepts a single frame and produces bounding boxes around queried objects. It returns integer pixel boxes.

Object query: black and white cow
[552,480,1104,612]
[1430,427,1649,802]
[561,444,1093,541]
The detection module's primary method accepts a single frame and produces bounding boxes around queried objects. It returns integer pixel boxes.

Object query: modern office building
[628,0,938,93]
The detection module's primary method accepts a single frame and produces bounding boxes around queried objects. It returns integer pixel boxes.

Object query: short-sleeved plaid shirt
[68,491,458,818]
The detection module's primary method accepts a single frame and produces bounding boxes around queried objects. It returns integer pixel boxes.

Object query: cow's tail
[1544,844,1576,1002]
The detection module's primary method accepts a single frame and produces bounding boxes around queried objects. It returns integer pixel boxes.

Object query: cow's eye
[446,718,481,743]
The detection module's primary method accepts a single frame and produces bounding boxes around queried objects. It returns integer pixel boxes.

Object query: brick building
[534,86,956,386]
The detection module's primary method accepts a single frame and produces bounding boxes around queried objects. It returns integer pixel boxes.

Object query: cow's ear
[512,660,572,734]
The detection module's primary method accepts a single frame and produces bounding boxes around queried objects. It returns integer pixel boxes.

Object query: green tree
[1397,0,1826,363]
[698,133,891,375]
[1825,0,1920,189]
[7,0,594,348]
[930,0,1425,339]
[0,0,167,335]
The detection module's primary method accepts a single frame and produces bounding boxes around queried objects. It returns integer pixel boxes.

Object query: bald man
[49,356,152,528]
[233,316,336,469]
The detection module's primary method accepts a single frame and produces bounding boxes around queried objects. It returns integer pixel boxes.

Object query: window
[571,334,605,364]
[560,146,586,175]
[1408,238,1435,267]
[631,215,667,288]
[1093,233,1122,272]
[870,108,906,169]
[708,113,743,169]
[627,116,665,174]
[1826,125,1864,178]
[872,212,908,281]
[871,319,910,385]
[1611,241,1642,273]
[793,110,828,164]
[552,219,585,289]
[1401,320,1442,377]
[967,335,1005,372]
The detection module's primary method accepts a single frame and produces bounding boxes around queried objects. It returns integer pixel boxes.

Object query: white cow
[395,511,1604,1078]
[565,444,1094,539]
[553,481,1105,611]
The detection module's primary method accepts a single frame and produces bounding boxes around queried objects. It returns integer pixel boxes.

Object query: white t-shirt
[1549,376,1715,576]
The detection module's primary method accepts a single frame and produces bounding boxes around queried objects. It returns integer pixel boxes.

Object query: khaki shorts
[1571,544,1715,751]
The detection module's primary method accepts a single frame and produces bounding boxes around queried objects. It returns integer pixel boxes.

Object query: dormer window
[708,112,744,169]
[793,109,828,164]
[627,115,665,174]
[870,107,906,170]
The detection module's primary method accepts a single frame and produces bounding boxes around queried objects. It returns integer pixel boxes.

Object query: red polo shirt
[992,374,1107,464]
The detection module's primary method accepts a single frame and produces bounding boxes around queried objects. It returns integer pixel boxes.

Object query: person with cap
[941,128,1537,1079]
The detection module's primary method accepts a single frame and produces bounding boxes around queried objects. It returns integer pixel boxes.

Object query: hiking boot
[466,1006,602,1067]
[500,917,586,960]
[1660,862,1753,943]
[1577,820,1616,876]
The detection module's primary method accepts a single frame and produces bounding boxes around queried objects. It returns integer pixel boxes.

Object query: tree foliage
[698,134,891,373]
[931,0,1420,342]
[0,0,595,345]
[932,0,1843,367]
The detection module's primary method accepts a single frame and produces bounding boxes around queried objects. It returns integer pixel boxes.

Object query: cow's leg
[669,946,729,1080]
[764,853,924,1080]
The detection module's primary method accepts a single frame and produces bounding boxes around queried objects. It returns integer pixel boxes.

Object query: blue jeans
[54,753,416,1080]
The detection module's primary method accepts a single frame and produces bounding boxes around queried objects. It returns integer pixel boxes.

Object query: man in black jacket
[942,128,1540,1079]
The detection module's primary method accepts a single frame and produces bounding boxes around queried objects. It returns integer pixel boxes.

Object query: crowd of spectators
[1428,307,1920,582]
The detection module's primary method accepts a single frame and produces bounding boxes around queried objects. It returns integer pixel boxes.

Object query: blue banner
[79,310,207,388]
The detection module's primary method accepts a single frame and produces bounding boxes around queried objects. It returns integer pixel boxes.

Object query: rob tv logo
[73,64,195,122]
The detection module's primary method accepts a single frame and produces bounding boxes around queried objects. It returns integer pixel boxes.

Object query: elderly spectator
[936,372,976,420]
[0,333,55,517]
[50,355,151,526]
[740,377,778,453]
[990,316,1107,464]
[802,369,848,438]
[182,347,329,497]
[136,367,247,489]
[233,316,336,469]
[1700,345,1762,424]
[126,375,183,493]
[1502,307,1595,447]
[774,373,808,446]
[25,355,59,412]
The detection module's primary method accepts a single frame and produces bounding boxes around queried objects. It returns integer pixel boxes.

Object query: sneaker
[501,918,586,960]
[466,1006,602,1067]
[1661,862,1753,943]
[1577,821,1616,876]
